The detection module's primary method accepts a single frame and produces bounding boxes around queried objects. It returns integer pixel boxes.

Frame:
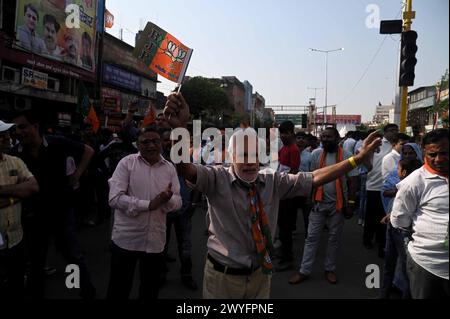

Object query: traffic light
[301,114,308,129]
[399,30,418,87]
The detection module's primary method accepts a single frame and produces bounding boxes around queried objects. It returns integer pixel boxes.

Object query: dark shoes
[325,271,338,284]
[181,276,198,291]
[289,271,338,285]
[289,272,309,285]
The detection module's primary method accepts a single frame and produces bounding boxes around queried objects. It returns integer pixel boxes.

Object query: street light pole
[310,47,344,127]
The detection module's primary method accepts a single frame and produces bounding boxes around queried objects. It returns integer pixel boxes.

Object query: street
[44,205,382,299]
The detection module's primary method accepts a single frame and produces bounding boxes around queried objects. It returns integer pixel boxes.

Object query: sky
[106,0,449,122]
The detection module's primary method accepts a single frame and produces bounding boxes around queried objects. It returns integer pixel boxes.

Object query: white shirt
[366,138,393,191]
[391,167,449,280]
[382,149,401,181]
[343,138,356,154]
[109,154,182,253]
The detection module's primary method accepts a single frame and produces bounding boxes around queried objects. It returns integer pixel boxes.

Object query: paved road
[44,205,383,299]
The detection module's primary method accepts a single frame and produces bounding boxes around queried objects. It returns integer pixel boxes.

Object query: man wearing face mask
[163,93,382,299]
[289,127,359,285]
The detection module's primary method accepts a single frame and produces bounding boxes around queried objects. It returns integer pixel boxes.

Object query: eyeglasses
[139,139,161,146]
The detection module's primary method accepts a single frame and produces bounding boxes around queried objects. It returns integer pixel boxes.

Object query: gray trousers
[299,203,345,275]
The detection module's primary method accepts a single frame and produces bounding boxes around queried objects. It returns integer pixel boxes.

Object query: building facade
[0,0,102,128]
[372,103,394,125]
[407,86,436,138]
[100,33,158,131]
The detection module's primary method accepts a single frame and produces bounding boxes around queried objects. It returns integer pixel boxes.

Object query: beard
[234,166,259,184]
[322,142,338,153]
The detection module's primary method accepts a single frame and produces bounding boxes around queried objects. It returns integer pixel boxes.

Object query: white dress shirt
[366,138,393,191]
[391,167,449,279]
[109,154,182,253]
[382,149,401,181]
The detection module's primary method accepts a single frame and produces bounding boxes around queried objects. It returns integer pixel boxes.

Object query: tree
[180,77,231,128]
[429,69,449,128]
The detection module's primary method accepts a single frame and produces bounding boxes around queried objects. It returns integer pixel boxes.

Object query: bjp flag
[87,105,100,133]
[134,22,193,84]
[105,9,114,29]
[141,105,157,128]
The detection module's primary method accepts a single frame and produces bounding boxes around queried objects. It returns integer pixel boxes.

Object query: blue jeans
[380,223,411,299]
[299,203,345,275]
[165,208,193,275]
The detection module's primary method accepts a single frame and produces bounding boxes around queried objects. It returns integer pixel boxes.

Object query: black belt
[207,254,259,276]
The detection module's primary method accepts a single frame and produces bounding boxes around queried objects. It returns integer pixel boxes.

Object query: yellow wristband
[9,198,15,206]
[348,157,358,169]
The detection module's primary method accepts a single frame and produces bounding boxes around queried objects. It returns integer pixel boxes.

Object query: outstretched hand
[163,93,190,128]
[357,130,383,168]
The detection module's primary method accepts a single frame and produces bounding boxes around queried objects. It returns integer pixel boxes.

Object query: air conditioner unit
[47,77,60,92]
[2,66,20,83]
[14,96,32,111]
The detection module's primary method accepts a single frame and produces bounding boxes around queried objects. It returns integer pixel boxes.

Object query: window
[47,77,60,92]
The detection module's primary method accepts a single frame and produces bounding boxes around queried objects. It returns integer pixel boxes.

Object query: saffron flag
[141,105,157,128]
[105,9,114,29]
[134,22,193,84]
[87,105,100,133]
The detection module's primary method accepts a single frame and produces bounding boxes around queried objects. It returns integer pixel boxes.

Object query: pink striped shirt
[109,154,182,253]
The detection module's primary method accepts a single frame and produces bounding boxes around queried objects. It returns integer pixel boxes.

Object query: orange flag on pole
[87,105,100,133]
[134,22,193,84]
[141,104,157,128]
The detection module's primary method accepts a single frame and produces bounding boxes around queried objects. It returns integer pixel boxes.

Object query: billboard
[103,64,141,93]
[15,0,97,72]
[315,114,362,125]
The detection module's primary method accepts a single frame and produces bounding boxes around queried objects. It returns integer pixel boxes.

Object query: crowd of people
[0,92,448,300]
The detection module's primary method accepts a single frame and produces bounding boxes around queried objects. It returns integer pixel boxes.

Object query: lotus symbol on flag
[164,41,187,63]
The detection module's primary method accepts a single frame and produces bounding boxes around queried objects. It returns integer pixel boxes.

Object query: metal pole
[400,0,414,133]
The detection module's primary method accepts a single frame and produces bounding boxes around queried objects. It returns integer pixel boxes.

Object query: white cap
[0,120,15,133]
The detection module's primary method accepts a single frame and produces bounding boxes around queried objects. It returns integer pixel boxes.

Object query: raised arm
[163,92,198,183]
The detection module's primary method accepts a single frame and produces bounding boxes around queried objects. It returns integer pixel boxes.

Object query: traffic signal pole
[400,0,415,133]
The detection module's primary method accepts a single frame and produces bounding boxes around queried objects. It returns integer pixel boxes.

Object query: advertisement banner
[22,67,48,89]
[315,114,362,124]
[103,64,141,92]
[15,0,97,72]
[101,87,121,113]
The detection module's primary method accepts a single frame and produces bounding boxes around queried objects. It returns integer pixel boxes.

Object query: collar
[138,153,165,167]
[392,149,401,157]
[423,164,449,180]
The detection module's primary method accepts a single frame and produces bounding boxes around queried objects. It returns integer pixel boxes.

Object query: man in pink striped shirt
[107,125,182,300]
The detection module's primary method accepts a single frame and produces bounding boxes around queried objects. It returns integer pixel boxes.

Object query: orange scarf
[424,158,449,178]
[314,147,345,213]
[249,185,274,275]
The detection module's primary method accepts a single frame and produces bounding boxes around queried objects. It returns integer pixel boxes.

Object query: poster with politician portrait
[15,0,97,72]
